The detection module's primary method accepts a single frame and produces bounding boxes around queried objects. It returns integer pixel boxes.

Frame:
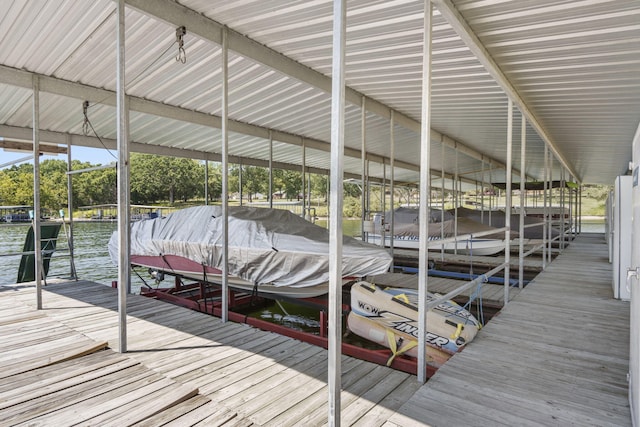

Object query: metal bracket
[626,267,640,293]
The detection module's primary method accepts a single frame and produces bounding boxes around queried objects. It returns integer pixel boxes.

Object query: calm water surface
[0,221,146,292]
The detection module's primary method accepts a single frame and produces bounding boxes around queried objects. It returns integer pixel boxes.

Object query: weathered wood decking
[387,234,632,426]
[0,233,630,425]
[0,279,421,425]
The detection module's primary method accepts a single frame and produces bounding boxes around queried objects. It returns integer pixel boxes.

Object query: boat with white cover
[366,207,507,256]
[348,281,481,368]
[108,205,393,298]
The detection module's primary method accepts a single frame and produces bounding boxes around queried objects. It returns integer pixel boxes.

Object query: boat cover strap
[385,329,418,367]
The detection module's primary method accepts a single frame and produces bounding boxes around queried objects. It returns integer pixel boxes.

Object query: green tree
[205,162,223,202]
[242,166,268,202]
[130,154,203,204]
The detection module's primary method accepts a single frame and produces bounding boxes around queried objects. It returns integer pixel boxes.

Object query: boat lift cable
[82,101,118,160]
[462,277,485,326]
[80,25,188,152]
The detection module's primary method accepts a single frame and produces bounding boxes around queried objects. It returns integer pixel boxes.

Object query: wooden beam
[0,139,67,154]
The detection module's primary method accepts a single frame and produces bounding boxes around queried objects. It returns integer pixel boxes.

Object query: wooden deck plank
[130,394,212,427]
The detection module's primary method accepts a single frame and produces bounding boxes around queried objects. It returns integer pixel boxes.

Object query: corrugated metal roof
[0,0,638,186]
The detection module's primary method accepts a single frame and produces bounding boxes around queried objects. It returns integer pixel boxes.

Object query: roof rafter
[432,0,579,182]
[125,0,517,175]
[0,123,473,187]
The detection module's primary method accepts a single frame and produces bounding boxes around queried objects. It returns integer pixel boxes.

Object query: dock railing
[425,263,508,312]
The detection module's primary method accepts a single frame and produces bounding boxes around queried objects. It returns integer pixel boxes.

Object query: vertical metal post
[66,134,76,279]
[480,159,485,223]
[116,0,130,352]
[578,184,582,234]
[417,0,432,384]
[560,168,565,250]
[389,110,395,259]
[360,97,367,238]
[238,161,243,207]
[488,162,493,226]
[542,144,548,269]
[569,173,574,240]
[440,142,445,260]
[204,160,209,205]
[504,98,513,303]
[302,138,306,218]
[453,149,458,253]
[518,115,526,288]
[548,152,553,264]
[221,26,229,322]
[32,75,42,309]
[382,160,386,239]
[269,131,273,209]
[328,0,346,423]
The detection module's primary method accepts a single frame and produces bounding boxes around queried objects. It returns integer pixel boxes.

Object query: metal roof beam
[0,124,421,185]
[125,0,513,174]
[432,0,579,182]
[0,64,422,174]
[0,123,477,188]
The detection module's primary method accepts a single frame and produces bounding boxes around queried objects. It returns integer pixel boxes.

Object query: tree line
[0,153,365,214]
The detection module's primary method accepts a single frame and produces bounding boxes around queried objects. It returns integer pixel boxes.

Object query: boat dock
[0,234,630,425]
[0,279,421,425]
[387,233,632,426]
[393,247,545,273]
[369,273,522,309]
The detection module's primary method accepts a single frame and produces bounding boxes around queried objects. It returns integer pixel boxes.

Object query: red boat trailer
[133,275,436,378]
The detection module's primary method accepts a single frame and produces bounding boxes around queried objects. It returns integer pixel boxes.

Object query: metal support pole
[204,160,209,205]
[361,97,367,239]
[417,0,432,384]
[389,110,395,259]
[560,168,565,250]
[518,115,526,289]
[116,0,130,352]
[302,138,306,218]
[32,75,42,309]
[66,134,76,280]
[542,144,548,269]
[579,184,582,234]
[504,98,513,304]
[440,142,445,260]
[221,26,230,323]
[382,160,386,235]
[454,149,458,253]
[238,161,243,207]
[548,152,553,264]
[488,162,493,226]
[481,159,485,223]
[269,130,273,209]
[328,0,346,423]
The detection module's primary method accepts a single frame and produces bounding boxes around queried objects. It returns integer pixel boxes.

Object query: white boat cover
[108,206,392,288]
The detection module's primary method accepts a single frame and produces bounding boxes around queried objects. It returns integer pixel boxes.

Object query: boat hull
[131,254,331,298]
[366,234,505,256]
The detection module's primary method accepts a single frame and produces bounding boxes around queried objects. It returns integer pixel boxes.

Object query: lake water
[0,221,149,291]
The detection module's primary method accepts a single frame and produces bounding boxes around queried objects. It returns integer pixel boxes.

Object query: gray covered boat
[108,205,393,298]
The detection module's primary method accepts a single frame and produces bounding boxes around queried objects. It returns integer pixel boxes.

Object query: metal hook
[175,26,187,63]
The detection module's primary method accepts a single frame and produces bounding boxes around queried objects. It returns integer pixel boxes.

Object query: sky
[1,146,115,169]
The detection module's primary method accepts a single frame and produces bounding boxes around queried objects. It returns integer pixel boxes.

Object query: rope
[462,274,486,326]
